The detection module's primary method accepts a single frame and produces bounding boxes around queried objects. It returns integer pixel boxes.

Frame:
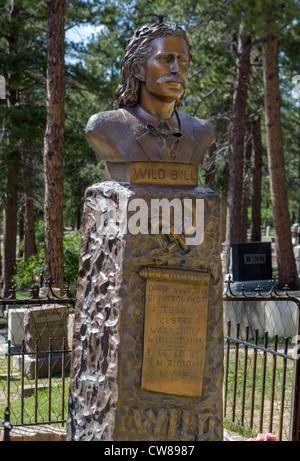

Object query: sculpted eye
[178,56,188,65]
[157,55,172,63]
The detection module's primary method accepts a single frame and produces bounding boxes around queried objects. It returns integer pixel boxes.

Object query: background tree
[0,0,46,296]
[224,22,251,273]
[43,0,65,290]
[261,2,299,288]
[251,116,263,242]
[1,3,21,297]
[2,0,300,291]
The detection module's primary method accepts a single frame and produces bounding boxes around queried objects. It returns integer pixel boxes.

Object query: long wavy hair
[114,22,192,110]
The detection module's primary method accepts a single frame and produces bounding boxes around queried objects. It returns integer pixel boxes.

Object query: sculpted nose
[170,57,180,74]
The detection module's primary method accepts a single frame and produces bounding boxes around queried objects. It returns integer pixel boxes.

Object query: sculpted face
[138,34,189,106]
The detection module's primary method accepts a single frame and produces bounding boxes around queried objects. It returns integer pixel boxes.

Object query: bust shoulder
[86,109,134,132]
[178,112,215,164]
[180,112,215,143]
[85,109,143,162]
[85,108,215,165]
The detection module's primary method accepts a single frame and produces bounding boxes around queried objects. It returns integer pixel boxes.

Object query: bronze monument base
[67,181,223,441]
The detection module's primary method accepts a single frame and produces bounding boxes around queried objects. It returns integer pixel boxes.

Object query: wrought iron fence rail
[6,340,71,356]
[224,332,295,360]
[2,278,300,441]
[0,281,75,431]
[224,322,293,440]
[10,419,66,428]
[5,339,71,427]
[223,278,300,441]
[1,298,74,306]
[0,282,75,302]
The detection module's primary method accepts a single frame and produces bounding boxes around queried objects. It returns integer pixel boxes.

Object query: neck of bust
[139,88,177,121]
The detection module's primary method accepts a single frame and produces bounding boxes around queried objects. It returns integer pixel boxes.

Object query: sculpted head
[114,22,192,110]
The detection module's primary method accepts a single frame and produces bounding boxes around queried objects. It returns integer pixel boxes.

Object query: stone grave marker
[7,308,25,352]
[24,305,70,378]
[231,242,272,282]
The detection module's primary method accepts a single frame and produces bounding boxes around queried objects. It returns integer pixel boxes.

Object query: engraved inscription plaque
[139,267,209,397]
[130,162,198,186]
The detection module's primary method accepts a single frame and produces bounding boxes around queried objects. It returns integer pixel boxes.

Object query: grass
[0,352,70,426]
[0,319,296,439]
[224,343,295,441]
[0,296,74,428]
[7,379,70,426]
[223,419,255,440]
[1,346,294,438]
[16,290,31,299]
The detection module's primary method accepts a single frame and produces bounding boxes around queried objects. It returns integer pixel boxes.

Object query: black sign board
[231,242,272,281]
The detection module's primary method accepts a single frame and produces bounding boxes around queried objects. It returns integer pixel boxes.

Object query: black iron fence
[2,278,300,441]
[0,283,75,429]
[223,278,300,441]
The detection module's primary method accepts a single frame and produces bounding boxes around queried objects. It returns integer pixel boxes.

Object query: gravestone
[7,308,25,352]
[294,245,300,275]
[229,242,273,293]
[231,242,272,281]
[67,22,223,441]
[23,305,70,378]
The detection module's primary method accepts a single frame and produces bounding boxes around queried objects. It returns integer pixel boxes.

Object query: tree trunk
[76,203,82,230]
[0,213,2,278]
[2,165,18,297]
[23,151,37,258]
[262,17,299,288]
[240,129,252,242]
[43,0,65,289]
[224,23,251,273]
[25,192,37,258]
[205,142,217,188]
[1,7,19,297]
[251,117,262,242]
[18,211,24,258]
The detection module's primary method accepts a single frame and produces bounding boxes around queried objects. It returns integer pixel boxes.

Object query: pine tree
[43,0,65,290]
[251,116,263,242]
[0,0,46,295]
[261,4,299,288]
[224,22,251,273]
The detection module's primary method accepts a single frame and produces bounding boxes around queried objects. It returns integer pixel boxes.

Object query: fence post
[2,407,12,441]
[291,304,300,441]
[0,285,75,428]
[223,282,300,441]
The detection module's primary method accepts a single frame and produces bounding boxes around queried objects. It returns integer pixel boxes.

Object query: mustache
[157,75,186,89]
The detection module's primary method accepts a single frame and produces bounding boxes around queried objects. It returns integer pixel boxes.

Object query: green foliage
[13,230,82,289]
[63,230,82,285]
[2,0,300,288]
[13,249,45,289]
[34,219,46,249]
[0,0,47,215]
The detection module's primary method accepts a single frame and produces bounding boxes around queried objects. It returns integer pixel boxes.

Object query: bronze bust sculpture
[68,24,224,444]
[85,22,215,181]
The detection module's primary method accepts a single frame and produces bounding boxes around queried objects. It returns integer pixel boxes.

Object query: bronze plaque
[139,267,209,397]
[130,162,198,186]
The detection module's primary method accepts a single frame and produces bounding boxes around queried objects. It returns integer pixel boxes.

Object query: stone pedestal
[67,181,223,441]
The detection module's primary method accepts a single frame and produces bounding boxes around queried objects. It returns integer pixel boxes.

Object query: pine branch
[192,86,218,117]
[24,70,47,84]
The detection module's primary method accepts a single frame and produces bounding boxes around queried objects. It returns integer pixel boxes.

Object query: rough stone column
[67,181,223,441]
